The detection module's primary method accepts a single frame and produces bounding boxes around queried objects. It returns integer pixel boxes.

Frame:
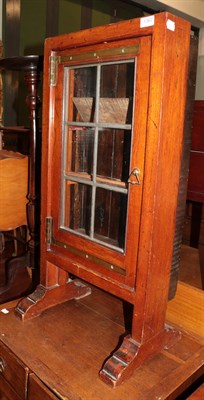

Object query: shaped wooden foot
[99,325,181,387]
[15,279,91,321]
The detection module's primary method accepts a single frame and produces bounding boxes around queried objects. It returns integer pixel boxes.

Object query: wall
[134,0,204,100]
[157,0,204,100]
[1,0,204,126]
[196,27,204,99]
[154,0,204,26]
[132,0,204,27]
[0,0,2,40]
[1,0,144,126]
[0,1,2,129]
[2,0,144,57]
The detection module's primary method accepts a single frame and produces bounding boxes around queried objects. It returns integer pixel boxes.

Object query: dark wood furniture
[0,126,30,154]
[0,284,203,399]
[0,55,43,303]
[187,101,204,204]
[188,384,204,399]
[186,100,204,288]
[15,13,191,386]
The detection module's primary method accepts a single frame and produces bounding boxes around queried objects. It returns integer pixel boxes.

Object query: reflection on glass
[99,63,134,124]
[66,128,94,175]
[71,66,97,123]
[97,129,131,182]
[64,182,92,236]
[94,188,127,249]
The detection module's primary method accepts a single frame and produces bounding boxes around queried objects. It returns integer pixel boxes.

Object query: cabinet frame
[48,35,151,291]
[16,12,190,387]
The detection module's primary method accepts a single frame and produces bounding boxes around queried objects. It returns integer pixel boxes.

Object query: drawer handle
[0,357,6,373]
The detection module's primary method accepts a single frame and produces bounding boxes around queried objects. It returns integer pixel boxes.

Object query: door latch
[128,167,141,185]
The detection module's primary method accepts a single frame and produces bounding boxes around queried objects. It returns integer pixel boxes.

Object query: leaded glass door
[62,59,135,251]
[50,37,151,287]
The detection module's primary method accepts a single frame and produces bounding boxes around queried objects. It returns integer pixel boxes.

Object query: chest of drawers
[0,342,28,399]
[0,341,58,400]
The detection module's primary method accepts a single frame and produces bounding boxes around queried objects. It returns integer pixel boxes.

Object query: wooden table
[0,282,203,399]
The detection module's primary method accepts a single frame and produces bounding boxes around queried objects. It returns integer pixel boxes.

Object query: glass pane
[69,66,97,123]
[61,60,135,251]
[94,188,127,249]
[64,181,92,236]
[65,128,94,176]
[97,129,131,182]
[99,62,134,124]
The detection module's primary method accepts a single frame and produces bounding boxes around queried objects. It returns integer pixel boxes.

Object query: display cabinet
[16,12,190,386]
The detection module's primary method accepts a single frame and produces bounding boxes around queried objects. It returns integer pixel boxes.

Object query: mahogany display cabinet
[15,12,191,387]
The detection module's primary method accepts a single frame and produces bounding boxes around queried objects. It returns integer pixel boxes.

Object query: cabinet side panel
[169,35,198,299]
[133,14,191,342]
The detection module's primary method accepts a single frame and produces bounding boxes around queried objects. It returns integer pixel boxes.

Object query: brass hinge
[49,55,60,87]
[46,216,53,245]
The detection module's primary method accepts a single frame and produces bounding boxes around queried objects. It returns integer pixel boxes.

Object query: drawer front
[0,375,22,400]
[28,374,59,400]
[0,341,28,399]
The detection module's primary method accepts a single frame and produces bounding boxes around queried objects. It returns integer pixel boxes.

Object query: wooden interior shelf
[73,97,130,124]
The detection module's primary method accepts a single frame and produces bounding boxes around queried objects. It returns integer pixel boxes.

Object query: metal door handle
[128,167,140,185]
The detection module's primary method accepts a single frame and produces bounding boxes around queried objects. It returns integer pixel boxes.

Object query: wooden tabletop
[0,282,203,400]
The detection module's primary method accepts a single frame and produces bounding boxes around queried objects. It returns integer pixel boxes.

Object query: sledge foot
[15,279,91,321]
[99,325,181,387]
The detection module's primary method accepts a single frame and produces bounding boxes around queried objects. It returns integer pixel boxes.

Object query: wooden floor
[179,245,202,290]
